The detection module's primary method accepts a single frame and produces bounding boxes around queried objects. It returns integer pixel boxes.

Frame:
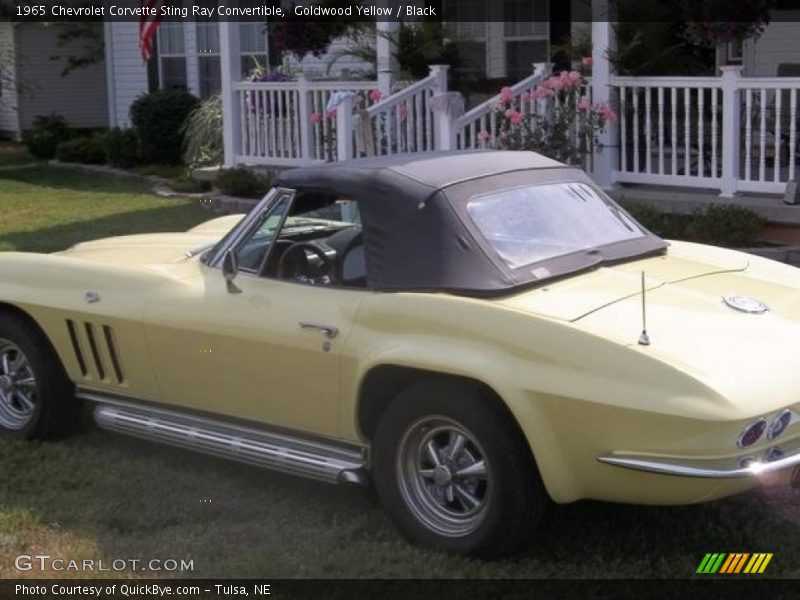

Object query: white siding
[0,22,19,137]
[105,21,148,128]
[747,12,800,77]
[15,23,108,131]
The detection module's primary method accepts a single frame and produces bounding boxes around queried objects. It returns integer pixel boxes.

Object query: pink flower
[520,91,532,103]
[325,108,337,119]
[505,109,523,124]
[598,103,617,122]
[581,56,593,67]
[530,86,552,100]
[499,86,514,104]
[369,89,382,102]
[568,71,582,84]
[577,96,591,111]
[398,104,409,119]
[477,130,490,142]
[309,112,322,123]
[549,77,565,91]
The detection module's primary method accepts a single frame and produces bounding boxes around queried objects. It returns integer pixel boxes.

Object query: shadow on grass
[0,164,155,195]
[1,427,797,579]
[0,203,209,253]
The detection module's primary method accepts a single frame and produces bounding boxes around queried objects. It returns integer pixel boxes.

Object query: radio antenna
[638,271,650,346]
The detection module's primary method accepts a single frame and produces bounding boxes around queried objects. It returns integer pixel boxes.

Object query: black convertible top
[274,151,666,295]
[277,150,565,194]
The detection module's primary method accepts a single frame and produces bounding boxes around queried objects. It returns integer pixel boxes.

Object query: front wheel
[0,313,83,439]
[372,380,549,557]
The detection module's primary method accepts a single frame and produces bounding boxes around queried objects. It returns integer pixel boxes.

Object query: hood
[497,240,749,322]
[55,215,244,266]
[571,244,800,413]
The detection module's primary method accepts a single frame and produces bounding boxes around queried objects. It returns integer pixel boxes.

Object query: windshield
[467,182,645,269]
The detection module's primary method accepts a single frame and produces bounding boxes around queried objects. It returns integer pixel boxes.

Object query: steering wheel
[276,241,336,284]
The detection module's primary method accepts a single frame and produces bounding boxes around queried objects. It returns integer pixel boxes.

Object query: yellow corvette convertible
[0,151,798,556]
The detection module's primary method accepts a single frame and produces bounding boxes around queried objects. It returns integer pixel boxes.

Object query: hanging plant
[268,2,352,60]
[681,0,775,47]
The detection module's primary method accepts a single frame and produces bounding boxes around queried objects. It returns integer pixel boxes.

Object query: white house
[102,0,557,129]
[4,1,800,201]
[0,23,108,139]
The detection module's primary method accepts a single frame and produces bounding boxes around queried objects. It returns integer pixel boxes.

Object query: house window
[240,22,269,76]
[158,22,187,90]
[503,0,549,80]
[443,0,488,77]
[506,40,549,80]
[727,39,744,63]
[196,22,221,97]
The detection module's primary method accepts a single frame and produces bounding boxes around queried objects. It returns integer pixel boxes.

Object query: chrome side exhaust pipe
[83,393,368,485]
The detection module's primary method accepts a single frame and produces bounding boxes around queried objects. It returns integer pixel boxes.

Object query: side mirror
[222,249,242,294]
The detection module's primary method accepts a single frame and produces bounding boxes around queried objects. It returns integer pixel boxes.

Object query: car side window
[235,195,292,273]
[261,194,367,288]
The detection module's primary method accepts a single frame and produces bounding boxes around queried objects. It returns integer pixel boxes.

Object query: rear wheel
[372,380,549,557]
[0,313,82,439]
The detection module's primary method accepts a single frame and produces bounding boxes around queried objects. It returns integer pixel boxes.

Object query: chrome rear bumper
[598,443,800,480]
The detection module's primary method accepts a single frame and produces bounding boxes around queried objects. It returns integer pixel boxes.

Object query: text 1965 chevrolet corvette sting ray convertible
[0,151,798,556]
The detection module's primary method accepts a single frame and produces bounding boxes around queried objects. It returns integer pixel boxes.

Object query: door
[143,190,368,438]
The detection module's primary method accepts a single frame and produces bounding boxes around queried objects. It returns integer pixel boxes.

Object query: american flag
[139,0,169,61]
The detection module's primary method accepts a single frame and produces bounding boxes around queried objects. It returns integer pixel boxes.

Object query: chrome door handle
[299,322,339,339]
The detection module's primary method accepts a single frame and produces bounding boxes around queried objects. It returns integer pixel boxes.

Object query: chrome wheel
[0,339,38,430]
[396,416,491,537]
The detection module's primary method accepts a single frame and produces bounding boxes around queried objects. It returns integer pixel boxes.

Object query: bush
[129,90,199,164]
[687,205,766,247]
[55,133,107,164]
[22,114,72,159]
[105,127,140,167]
[169,176,212,194]
[215,167,273,198]
[620,201,765,247]
[182,95,223,168]
[619,201,693,239]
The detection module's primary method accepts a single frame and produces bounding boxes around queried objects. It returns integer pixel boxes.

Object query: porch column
[220,21,242,167]
[719,66,743,198]
[184,24,200,98]
[376,19,400,95]
[591,2,619,189]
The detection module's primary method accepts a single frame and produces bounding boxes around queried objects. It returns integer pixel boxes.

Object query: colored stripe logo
[696,553,773,574]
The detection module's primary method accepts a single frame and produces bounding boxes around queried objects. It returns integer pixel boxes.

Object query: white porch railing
[612,67,800,196]
[340,65,449,160]
[224,61,800,201]
[233,76,378,166]
[454,63,553,150]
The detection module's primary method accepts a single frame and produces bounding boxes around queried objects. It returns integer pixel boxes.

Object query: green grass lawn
[0,149,798,580]
[0,163,208,253]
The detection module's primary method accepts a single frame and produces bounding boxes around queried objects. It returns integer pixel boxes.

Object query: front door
[143,190,367,438]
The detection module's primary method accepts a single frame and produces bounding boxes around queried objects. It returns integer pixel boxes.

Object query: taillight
[767,410,792,440]
[736,419,767,448]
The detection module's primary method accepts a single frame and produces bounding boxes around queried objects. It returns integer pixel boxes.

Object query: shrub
[182,95,223,168]
[129,90,199,164]
[22,114,72,159]
[55,132,107,164]
[215,167,273,198]
[487,71,615,166]
[687,205,766,247]
[169,176,212,194]
[619,201,693,239]
[620,201,765,247]
[105,127,140,167]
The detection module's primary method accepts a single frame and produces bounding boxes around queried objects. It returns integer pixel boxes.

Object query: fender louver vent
[65,320,125,384]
